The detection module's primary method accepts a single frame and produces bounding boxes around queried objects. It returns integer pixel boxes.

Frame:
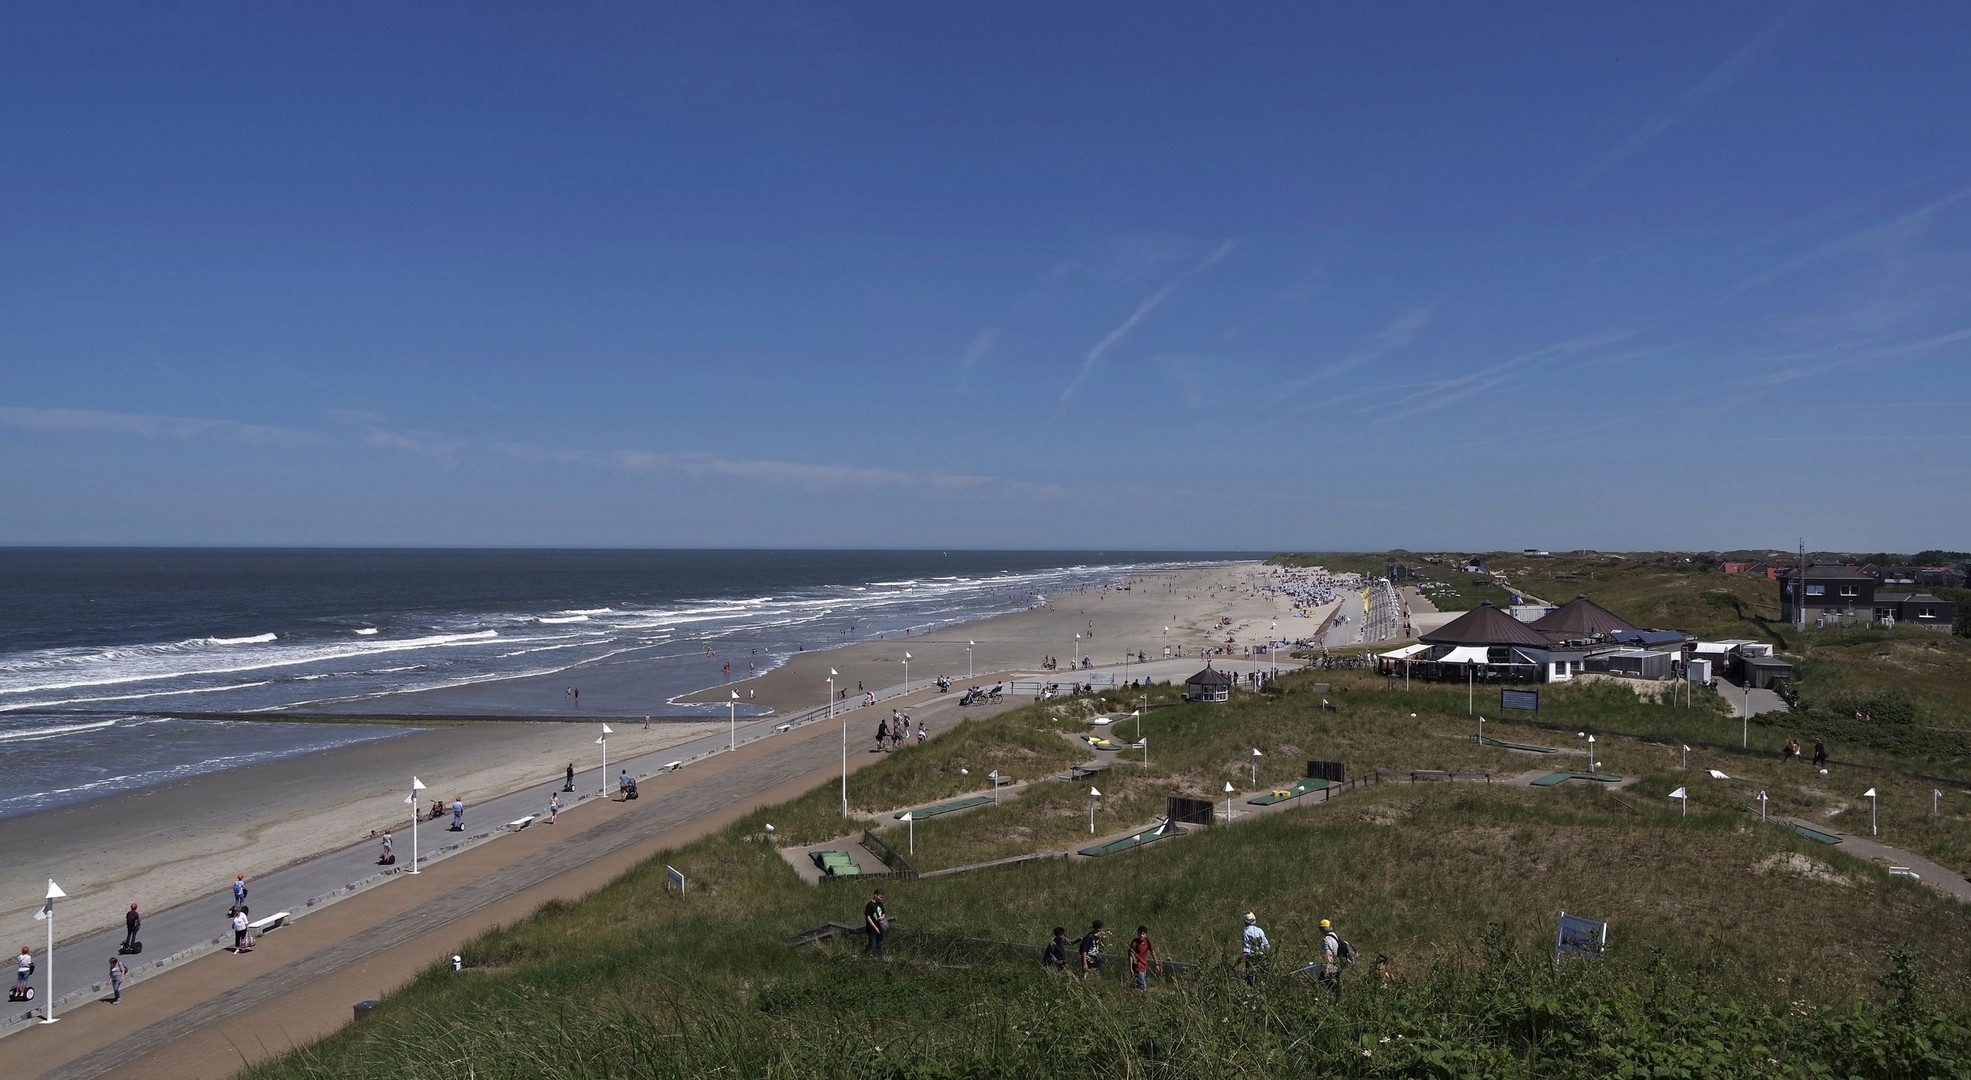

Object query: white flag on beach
[1667,787,1687,801]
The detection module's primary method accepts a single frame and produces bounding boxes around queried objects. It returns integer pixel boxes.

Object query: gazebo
[1377,603,1574,683]
[1529,595,1636,643]
[1184,666,1234,702]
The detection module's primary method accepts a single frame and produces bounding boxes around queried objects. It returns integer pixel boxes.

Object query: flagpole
[408,777,426,874]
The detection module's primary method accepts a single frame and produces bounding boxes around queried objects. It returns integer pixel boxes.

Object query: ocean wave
[210,632,278,645]
[536,615,591,624]
[0,717,125,742]
[354,627,379,635]
[0,630,503,698]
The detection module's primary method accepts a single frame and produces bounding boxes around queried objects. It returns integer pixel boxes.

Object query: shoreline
[4,560,1299,942]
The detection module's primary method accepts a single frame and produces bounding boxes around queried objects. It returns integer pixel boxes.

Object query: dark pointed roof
[1529,595,1636,638]
[1418,603,1552,648]
[1186,666,1235,686]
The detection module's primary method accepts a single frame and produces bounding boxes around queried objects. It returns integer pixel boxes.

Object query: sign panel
[666,865,685,893]
[1501,688,1541,712]
[1554,912,1607,960]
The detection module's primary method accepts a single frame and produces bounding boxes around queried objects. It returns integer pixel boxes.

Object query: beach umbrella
[1862,788,1878,836]
[597,724,613,797]
[900,811,915,856]
[32,879,63,1023]
[1668,786,1688,819]
[405,776,426,873]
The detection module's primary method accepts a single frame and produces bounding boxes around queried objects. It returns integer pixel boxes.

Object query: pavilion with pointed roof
[1529,595,1637,643]
[1376,602,1588,683]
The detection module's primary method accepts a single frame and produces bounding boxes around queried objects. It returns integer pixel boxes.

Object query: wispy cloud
[1058,240,1236,410]
[0,406,320,448]
[1364,325,1643,423]
[1274,305,1434,404]
[491,443,1019,496]
[955,328,1000,390]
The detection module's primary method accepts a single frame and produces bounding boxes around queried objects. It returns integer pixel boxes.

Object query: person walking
[123,904,141,951]
[916,721,927,745]
[548,792,561,824]
[1813,737,1828,767]
[1240,911,1271,986]
[863,888,889,958]
[1078,920,1106,977]
[565,762,575,792]
[1044,927,1070,972]
[107,956,129,1004]
[1318,918,1342,995]
[450,797,465,831]
[231,907,251,953]
[1128,926,1161,991]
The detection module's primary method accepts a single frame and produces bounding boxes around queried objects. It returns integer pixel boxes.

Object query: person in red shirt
[1128,925,1161,991]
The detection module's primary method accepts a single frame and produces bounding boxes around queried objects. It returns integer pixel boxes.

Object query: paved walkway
[1713,675,1790,718]
[1775,816,1971,902]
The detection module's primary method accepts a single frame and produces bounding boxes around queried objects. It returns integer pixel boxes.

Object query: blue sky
[3,3,1968,551]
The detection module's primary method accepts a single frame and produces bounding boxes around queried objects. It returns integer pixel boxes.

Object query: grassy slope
[246,669,1971,1080]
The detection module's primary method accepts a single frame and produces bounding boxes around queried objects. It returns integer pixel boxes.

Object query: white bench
[248,911,291,934]
[506,814,536,832]
[1888,866,1922,880]
[663,761,684,772]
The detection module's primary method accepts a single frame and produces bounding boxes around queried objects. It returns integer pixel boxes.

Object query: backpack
[1337,939,1357,963]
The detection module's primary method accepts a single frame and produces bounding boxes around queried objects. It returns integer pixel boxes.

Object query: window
[1875,608,1893,619]
[1918,607,1937,619]
[1839,586,1859,597]
[1805,584,1826,597]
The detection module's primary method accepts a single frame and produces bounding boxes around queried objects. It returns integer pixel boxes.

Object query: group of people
[1781,735,1829,766]
[874,711,924,751]
[863,891,1352,994]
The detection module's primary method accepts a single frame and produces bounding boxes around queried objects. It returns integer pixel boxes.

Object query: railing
[859,828,918,879]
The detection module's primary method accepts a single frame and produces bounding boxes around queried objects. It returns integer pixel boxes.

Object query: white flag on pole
[899,811,913,822]
[830,668,838,676]
[1707,769,1731,780]
[904,652,911,659]
[1862,788,1877,798]
[407,776,426,804]
[1667,787,1687,800]
[601,724,613,735]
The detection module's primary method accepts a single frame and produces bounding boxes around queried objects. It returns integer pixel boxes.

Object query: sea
[0,549,1241,820]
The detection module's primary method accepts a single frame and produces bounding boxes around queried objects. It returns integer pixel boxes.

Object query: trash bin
[353,999,380,1020]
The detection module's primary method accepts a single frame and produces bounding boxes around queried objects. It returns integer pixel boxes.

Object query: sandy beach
[4,560,1317,944]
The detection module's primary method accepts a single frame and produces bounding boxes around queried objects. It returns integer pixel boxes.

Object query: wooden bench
[248,912,292,935]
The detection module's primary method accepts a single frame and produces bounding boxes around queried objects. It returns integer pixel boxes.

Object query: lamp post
[967,641,975,679]
[900,811,915,856]
[596,724,613,797]
[1088,787,1101,834]
[1755,789,1768,822]
[1271,620,1278,680]
[1863,787,1878,836]
[1073,633,1080,671]
[903,652,911,694]
[1467,660,1476,715]
[33,879,64,1024]
[406,776,426,874]
[1681,744,1690,772]
[1477,715,1485,746]
[828,668,837,718]
[728,691,739,750]
[988,770,1001,805]
[1936,788,1945,816]
[1743,684,1751,747]
[1251,748,1262,786]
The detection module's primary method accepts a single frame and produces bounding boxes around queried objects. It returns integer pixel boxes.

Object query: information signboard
[1554,911,1607,959]
[1501,688,1541,712]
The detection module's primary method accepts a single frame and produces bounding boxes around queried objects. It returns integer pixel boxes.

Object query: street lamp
[967,641,975,679]
[405,776,426,874]
[988,769,1002,804]
[828,668,837,718]
[596,724,613,797]
[1088,787,1101,834]
[1743,684,1751,747]
[33,879,64,1024]
[1073,633,1080,671]
[1477,715,1485,746]
[1755,789,1768,822]
[728,691,739,750]
[903,651,911,694]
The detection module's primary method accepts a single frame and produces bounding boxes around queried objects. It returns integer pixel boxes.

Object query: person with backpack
[863,888,889,958]
[1318,918,1354,995]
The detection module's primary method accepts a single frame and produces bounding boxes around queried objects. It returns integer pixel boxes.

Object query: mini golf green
[1079,823,1186,857]
[1531,771,1625,787]
[894,795,993,820]
[1247,778,1331,805]
[1791,824,1843,845]
[1474,735,1560,753]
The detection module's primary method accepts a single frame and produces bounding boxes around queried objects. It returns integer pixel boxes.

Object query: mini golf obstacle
[809,851,863,877]
[1531,771,1625,787]
[1473,735,1560,754]
[1791,823,1843,845]
[1248,777,1331,805]
[1079,819,1186,857]
[893,795,992,820]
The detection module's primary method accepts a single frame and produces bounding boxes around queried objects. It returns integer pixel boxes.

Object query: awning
[1379,643,1428,659]
[1437,646,1491,664]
